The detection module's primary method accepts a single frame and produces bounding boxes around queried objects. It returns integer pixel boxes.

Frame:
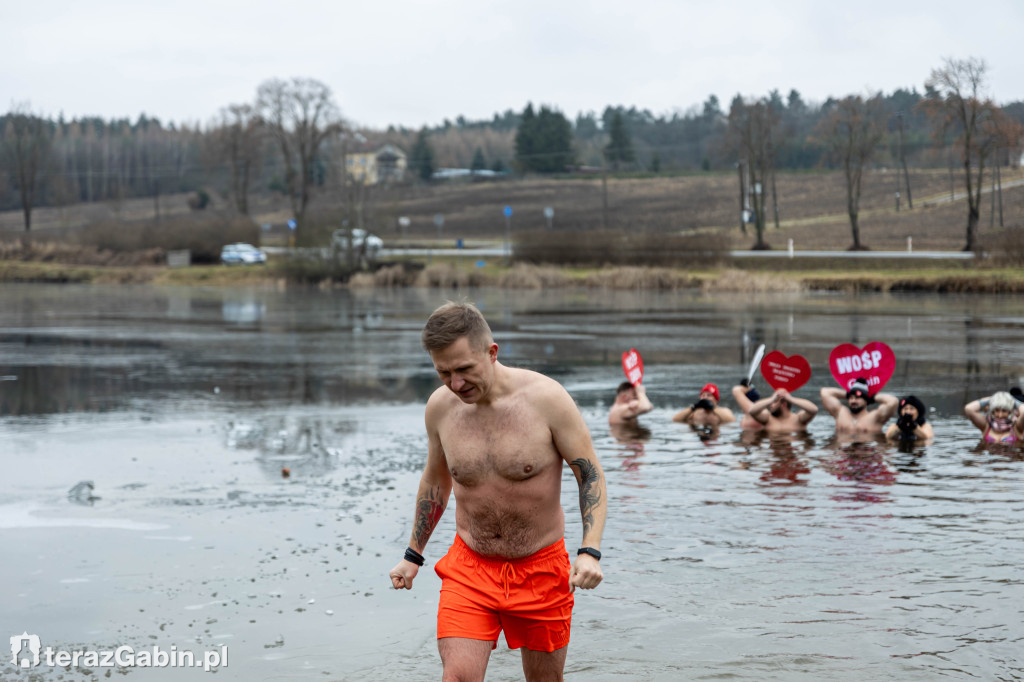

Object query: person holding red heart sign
[819,377,899,436]
[609,381,654,425]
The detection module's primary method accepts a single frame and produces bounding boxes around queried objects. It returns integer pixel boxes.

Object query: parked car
[331,228,383,257]
[220,243,267,265]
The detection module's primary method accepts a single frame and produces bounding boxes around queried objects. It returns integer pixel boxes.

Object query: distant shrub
[584,266,698,290]
[414,263,489,288]
[188,189,212,211]
[979,226,1024,266]
[702,269,804,293]
[271,256,354,284]
[76,214,258,263]
[513,229,731,267]
[497,264,570,289]
[0,240,164,266]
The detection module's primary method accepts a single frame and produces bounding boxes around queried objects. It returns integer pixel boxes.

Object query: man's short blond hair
[422,301,494,352]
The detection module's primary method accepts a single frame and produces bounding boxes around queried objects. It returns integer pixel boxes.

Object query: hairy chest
[439,400,558,486]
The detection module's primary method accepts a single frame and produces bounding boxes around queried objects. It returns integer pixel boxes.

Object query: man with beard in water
[740,387,818,433]
[389,301,607,682]
[819,377,899,437]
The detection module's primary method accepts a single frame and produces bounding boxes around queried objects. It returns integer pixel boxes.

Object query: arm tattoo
[570,458,603,537]
[412,485,446,549]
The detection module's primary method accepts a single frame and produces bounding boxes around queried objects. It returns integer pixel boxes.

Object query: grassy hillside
[1,167,1021,256]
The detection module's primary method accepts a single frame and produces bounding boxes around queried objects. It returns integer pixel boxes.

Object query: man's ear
[488,343,498,362]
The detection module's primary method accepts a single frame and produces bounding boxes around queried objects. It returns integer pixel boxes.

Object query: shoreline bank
[2,258,1023,294]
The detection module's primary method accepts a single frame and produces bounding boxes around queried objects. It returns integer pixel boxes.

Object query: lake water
[2,283,1024,681]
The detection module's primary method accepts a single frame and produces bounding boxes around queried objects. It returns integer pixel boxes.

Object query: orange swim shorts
[434,535,574,652]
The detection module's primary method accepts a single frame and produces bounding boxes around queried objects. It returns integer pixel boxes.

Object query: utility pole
[737,161,747,235]
[767,127,779,229]
[948,147,955,200]
[897,112,913,209]
[990,160,997,229]
[770,166,779,229]
[997,155,1004,227]
[601,155,609,229]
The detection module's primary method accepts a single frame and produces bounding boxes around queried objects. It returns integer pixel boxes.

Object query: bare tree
[727,97,779,250]
[921,57,1002,252]
[207,104,263,215]
[816,94,885,250]
[3,103,53,232]
[256,78,343,240]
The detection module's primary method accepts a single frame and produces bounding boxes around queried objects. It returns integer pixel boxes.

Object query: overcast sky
[5,0,1023,130]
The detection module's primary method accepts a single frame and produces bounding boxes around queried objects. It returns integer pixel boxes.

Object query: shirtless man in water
[819,377,899,437]
[741,388,818,433]
[389,302,607,682]
[608,381,653,425]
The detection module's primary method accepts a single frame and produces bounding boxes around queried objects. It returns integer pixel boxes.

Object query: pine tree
[409,128,435,181]
[604,110,635,170]
[515,103,573,173]
[470,147,486,172]
[514,103,536,172]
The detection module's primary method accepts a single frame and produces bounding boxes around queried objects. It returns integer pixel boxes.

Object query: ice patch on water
[184,600,229,611]
[0,503,167,531]
[143,535,193,541]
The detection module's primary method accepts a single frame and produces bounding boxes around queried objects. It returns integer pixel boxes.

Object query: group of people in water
[609,376,1024,445]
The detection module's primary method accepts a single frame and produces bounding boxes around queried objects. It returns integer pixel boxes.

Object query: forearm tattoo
[570,458,603,537]
[412,486,446,549]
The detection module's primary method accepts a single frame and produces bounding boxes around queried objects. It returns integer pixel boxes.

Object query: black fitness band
[404,547,425,566]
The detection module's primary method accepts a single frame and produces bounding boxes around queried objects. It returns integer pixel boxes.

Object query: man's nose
[450,374,465,390]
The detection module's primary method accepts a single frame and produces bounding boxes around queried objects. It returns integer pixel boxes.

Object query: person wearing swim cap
[885,395,934,442]
[964,391,1024,444]
[819,377,899,436]
[673,383,736,427]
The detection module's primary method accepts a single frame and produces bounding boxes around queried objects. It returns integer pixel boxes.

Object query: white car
[220,243,267,265]
[331,228,383,257]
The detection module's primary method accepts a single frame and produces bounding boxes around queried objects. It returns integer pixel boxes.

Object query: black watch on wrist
[577,547,601,561]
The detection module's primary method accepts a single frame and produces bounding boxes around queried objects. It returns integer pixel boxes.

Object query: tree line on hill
[1,58,1022,251]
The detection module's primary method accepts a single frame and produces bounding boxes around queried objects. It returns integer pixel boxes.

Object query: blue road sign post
[287,219,297,247]
[503,206,512,265]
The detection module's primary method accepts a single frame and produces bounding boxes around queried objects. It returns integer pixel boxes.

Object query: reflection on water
[5,284,1024,680]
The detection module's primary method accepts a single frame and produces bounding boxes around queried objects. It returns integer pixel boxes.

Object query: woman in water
[964,391,1024,444]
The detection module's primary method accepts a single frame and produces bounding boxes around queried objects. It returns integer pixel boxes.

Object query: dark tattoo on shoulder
[412,486,446,548]
[570,458,603,537]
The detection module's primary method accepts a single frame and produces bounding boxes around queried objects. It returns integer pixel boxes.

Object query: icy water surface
[2,283,1024,680]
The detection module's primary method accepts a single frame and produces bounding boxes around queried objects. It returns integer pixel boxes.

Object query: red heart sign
[828,341,895,395]
[760,351,812,392]
[621,348,644,386]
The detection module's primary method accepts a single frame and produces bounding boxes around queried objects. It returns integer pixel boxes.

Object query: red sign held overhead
[828,341,895,395]
[621,348,644,386]
[760,351,812,392]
